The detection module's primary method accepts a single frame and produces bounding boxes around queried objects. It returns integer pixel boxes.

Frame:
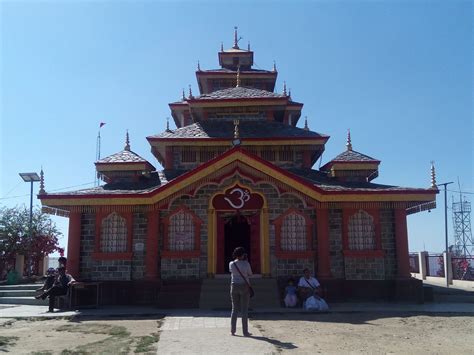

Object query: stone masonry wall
[160,258,200,279]
[380,209,397,280]
[328,209,344,278]
[132,212,147,280]
[344,257,385,280]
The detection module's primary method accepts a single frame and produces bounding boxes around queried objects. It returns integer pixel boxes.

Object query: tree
[0,206,63,279]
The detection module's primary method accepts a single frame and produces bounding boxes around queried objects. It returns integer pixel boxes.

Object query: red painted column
[67,212,81,278]
[394,209,410,278]
[145,211,159,279]
[316,208,332,279]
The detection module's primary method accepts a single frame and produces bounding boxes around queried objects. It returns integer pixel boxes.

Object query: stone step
[0,296,48,306]
[433,294,474,303]
[0,284,42,291]
[0,290,38,297]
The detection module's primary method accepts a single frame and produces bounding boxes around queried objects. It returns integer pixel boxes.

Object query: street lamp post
[19,172,41,277]
[437,181,453,287]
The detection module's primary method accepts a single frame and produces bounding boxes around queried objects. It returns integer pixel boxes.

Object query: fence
[425,254,445,277]
[451,256,474,281]
[409,253,420,273]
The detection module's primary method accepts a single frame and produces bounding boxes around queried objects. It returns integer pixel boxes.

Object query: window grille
[169,210,195,251]
[100,212,127,253]
[348,210,376,250]
[181,147,196,162]
[281,212,306,251]
[261,149,276,161]
[279,147,293,161]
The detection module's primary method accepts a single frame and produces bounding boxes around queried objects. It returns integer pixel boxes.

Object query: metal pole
[437,182,453,287]
[28,180,34,277]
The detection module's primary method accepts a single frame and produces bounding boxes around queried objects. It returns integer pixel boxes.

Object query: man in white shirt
[297,268,321,303]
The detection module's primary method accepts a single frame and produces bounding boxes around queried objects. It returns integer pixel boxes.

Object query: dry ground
[0,312,473,354]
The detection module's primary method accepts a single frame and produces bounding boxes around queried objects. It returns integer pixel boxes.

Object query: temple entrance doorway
[224,214,250,273]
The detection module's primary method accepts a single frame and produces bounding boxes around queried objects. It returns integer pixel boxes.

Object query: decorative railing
[425,254,445,277]
[452,256,474,281]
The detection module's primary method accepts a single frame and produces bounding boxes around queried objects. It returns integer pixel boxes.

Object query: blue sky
[1,0,472,255]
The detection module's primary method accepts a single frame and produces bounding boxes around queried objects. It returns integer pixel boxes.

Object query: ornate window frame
[273,208,313,259]
[93,211,133,260]
[162,205,202,258]
[342,208,384,257]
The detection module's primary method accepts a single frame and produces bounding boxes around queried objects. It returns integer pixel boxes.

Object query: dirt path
[252,312,474,354]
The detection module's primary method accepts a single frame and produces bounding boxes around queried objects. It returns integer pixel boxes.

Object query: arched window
[100,212,127,253]
[281,212,306,251]
[348,210,376,250]
[273,209,313,258]
[169,210,195,251]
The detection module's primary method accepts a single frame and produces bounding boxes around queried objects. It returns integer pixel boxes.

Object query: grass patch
[56,323,130,337]
[0,335,19,347]
[134,333,160,353]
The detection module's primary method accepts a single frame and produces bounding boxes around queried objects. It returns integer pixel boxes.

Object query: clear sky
[1,0,472,256]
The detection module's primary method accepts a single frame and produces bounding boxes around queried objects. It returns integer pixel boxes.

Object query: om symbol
[224,188,250,209]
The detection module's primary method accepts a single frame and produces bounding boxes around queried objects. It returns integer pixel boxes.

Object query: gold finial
[273,60,277,72]
[304,116,309,131]
[346,129,352,151]
[430,161,437,188]
[236,66,241,87]
[233,26,239,49]
[221,42,224,51]
[39,168,45,194]
[166,117,171,132]
[188,85,194,99]
[197,60,201,71]
[233,119,240,139]
[248,41,250,51]
[182,88,186,100]
[283,81,287,95]
[125,130,130,151]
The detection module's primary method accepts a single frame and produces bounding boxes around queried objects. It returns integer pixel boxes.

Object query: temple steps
[0,284,47,305]
[199,277,281,310]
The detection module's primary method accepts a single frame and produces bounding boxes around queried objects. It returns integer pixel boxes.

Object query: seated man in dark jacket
[35,267,75,312]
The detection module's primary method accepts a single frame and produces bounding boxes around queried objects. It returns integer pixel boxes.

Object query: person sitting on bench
[35,267,75,312]
[297,268,321,304]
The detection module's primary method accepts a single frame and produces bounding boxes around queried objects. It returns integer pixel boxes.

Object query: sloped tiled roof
[191,86,286,100]
[198,68,274,74]
[328,149,379,163]
[97,150,151,165]
[150,121,328,140]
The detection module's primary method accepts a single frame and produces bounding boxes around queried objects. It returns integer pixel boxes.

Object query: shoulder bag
[233,262,255,298]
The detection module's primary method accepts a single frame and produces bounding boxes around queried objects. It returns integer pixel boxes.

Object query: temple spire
[248,41,250,51]
[166,117,171,132]
[124,130,130,151]
[288,88,291,98]
[273,61,277,72]
[182,88,186,101]
[304,116,309,131]
[39,167,45,194]
[346,129,352,151]
[430,161,437,188]
[283,81,287,95]
[233,26,239,49]
[221,42,224,51]
[197,60,201,71]
[188,85,194,99]
[236,66,241,87]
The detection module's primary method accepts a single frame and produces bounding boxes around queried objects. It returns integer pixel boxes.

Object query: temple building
[39,29,438,305]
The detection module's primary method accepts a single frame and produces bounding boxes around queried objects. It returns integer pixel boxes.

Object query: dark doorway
[224,214,251,272]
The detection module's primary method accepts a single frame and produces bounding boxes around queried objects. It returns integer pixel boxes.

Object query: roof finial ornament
[221,42,224,51]
[166,117,171,132]
[188,85,194,99]
[39,167,45,194]
[125,129,130,151]
[273,60,277,72]
[346,129,352,151]
[233,119,240,139]
[182,88,186,101]
[233,26,240,49]
[283,81,287,96]
[430,161,437,188]
[236,65,241,87]
[248,41,250,51]
[288,88,292,98]
[304,116,309,131]
[197,60,201,71]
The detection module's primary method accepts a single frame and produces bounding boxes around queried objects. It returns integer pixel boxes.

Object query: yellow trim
[96,163,148,172]
[331,163,379,171]
[40,150,436,206]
